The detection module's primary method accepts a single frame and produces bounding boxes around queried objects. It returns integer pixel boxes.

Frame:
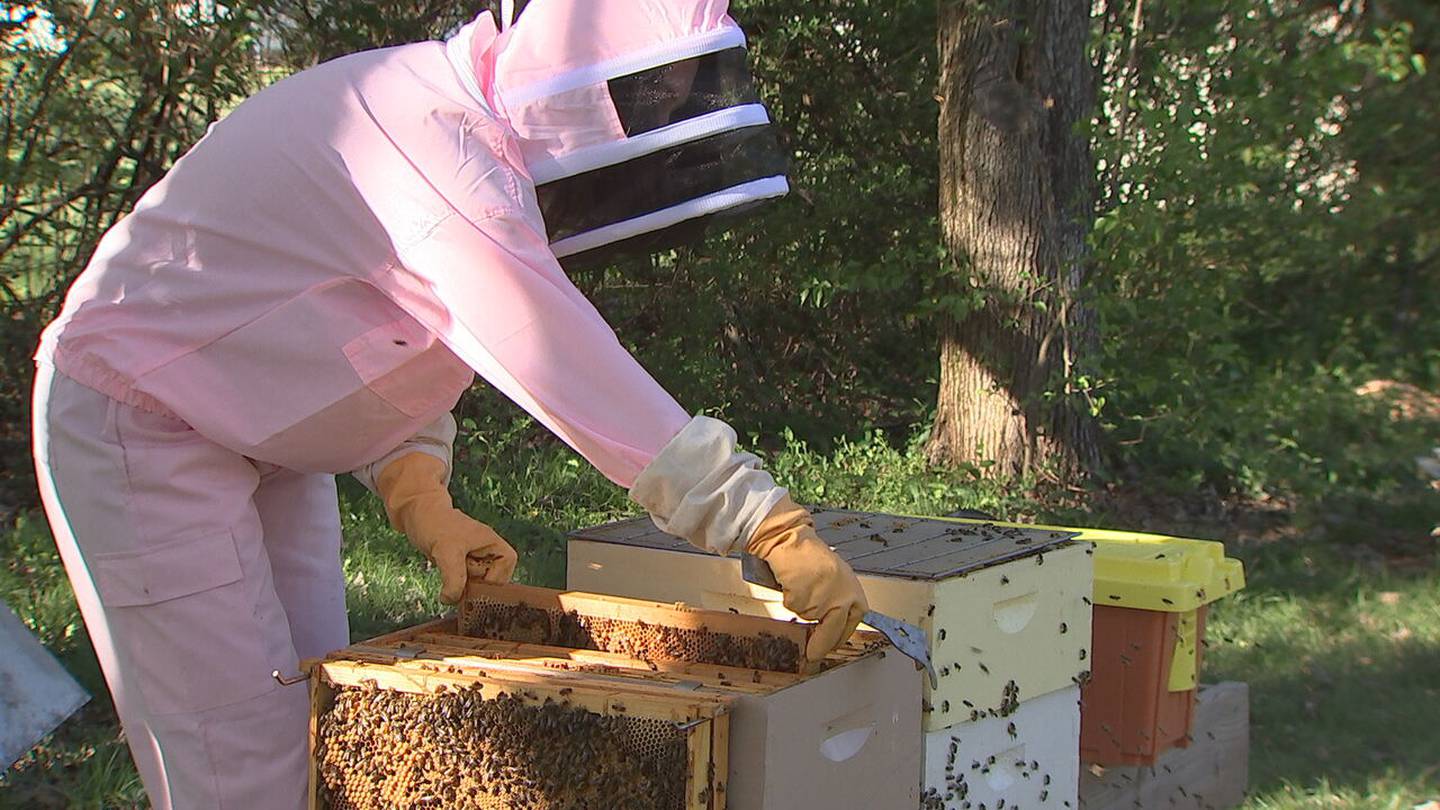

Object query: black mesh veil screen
[606,48,763,135]
[536,125,786,243]
[532,38,788,268]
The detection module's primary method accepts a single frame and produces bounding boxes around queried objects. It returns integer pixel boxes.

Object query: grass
[2,427,1437,809]
[1205,542,1440,808]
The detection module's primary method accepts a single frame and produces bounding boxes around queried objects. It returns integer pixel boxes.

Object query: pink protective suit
[32,2,790,807]
[39,9,704,482]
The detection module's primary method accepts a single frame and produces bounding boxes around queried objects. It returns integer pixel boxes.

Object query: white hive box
[923,685,1081,810]
[724,642,922,808]
[568,508,1094,732]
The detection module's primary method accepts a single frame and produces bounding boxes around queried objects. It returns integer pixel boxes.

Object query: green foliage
[766,427,1027,517]
[253,0,475,65]
[2,0,1435,509]
[1204,541,1440,806]
[0,515,92,672]
[1,1,264,508]
[1089,0,1440,496]
[563,0,943,444]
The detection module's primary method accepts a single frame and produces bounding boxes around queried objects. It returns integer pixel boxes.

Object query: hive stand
[1079,682,1249,810]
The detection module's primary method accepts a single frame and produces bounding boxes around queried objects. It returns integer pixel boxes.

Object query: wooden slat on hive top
[570,508,1079,581]
[569,515,693,551]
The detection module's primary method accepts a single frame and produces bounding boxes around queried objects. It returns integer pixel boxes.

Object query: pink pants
[32,364,350,809]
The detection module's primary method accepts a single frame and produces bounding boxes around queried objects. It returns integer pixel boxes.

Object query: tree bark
[927,0,1102,479]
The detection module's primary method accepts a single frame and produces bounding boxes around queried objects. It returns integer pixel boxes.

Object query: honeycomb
[315,682,691,810]
[459,599,801,673]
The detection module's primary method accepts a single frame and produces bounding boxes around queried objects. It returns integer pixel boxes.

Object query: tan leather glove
[746,494,869,664]
[376,453,518,603]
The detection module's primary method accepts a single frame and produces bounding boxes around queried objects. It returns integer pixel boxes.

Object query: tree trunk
[927,0,1102,479]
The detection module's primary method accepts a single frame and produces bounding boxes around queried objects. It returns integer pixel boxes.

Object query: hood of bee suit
[446,0,789,270]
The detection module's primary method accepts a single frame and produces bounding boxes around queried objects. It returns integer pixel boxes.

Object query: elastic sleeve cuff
[351,412,459,494]
[627,415,788,555]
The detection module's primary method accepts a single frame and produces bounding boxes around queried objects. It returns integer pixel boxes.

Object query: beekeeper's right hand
[376,452,518,603]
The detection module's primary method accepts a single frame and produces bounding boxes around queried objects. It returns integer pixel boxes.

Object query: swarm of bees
[316,683,689,810]
[460,600,801,672]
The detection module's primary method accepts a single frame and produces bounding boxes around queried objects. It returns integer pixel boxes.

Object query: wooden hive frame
[308,652,732,810]
[308,587,889,810]
[345,617,878,695]
[457,582,814,673]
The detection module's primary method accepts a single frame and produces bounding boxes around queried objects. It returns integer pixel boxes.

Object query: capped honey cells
[316,683,690,810]
[459,598,801,673]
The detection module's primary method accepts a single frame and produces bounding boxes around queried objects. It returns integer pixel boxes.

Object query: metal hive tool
[740,553,939,688]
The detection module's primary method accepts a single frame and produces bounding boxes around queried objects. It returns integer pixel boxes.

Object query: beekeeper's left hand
[746,494,869,664]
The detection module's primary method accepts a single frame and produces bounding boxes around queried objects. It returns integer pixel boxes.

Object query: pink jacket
[34,5,747,485]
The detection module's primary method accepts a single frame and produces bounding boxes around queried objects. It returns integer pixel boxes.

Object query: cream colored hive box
[923,685,1081,809]
[568,508,1094,732]
[309,583,921,809]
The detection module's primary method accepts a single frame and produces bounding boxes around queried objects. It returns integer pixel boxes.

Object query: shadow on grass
[1237,636,1440,798]
[1203,540,1440,804]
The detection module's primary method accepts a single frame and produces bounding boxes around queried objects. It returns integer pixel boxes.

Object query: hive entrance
[457,585,804,673]
[316,683,690,810]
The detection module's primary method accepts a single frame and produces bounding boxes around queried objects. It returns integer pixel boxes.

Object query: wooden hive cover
[570,507,1080,581]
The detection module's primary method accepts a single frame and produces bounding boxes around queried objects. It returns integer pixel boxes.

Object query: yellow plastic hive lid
[1075,528,1244,612]
[925,516,1244,612]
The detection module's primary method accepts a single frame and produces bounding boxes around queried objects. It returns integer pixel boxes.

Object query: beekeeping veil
[452,0,789,269]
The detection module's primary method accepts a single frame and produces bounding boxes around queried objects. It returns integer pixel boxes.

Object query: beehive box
[308,584,921,809]
[1079,533,1244,766]
[309,651,728,809]
[922,685,1081,810]
[568,508,1094,732]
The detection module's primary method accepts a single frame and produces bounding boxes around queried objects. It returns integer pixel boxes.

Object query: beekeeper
[29,1,868,807]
